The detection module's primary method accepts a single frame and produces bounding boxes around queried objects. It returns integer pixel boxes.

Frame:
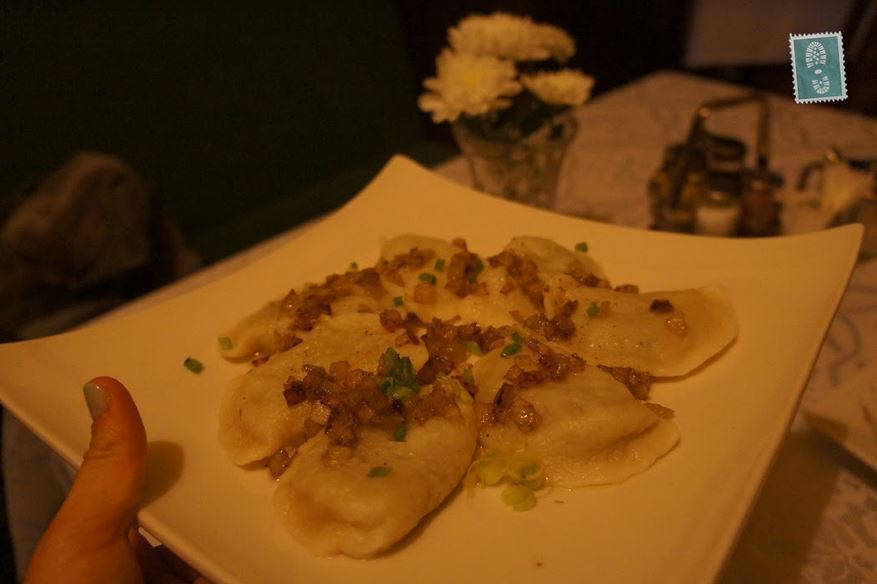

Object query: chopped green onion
[218,336,234,350]
[501,485,537,511]
[464,340,483,356]
[457,386,474,404]
[500,342,522,358]
[467,258,484,283]
[462,366,475,386]
[434,258,446,271]
[367,466,391,478]
[586,302,600,318]
[478,455,508,486]
[382,347,402,370]
[511,331,525,345]
[183,357,204,374]
[419,272,437,285]
[575,242,589,252]
[348,261,358,271]
[385,385,415,401]
[511,461,545,489]
[379,347,420,399]
[392,425,407,442]
[393,296,404,306]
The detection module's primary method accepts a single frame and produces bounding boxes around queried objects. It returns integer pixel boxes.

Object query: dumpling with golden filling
[218,313,428,465]
[544,277,737,376]
[273,383,477,557]
[220,269,396,361]
[218,298,291,360]
[504,235,607,280]
[380,234,462,263]
[379,234,534,327]
[472,348,679,487]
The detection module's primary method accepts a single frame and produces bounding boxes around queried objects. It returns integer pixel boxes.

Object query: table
[442,71,877,583]
[438,72,877,583]
[112,71,877,582]
[13,71,877,582]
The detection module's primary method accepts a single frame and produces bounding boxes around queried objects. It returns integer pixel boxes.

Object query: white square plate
[0,157,862,583]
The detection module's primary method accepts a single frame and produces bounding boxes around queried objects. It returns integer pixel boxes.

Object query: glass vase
[450,113,578,209]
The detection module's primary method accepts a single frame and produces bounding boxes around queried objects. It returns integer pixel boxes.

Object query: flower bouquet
[418,13,594,207]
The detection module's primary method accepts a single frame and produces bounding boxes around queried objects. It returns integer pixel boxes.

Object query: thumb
[26,377,148,583]
[58,376,148,543]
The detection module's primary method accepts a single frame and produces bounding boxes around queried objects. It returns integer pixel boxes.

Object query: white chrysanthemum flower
[418,49,522,123]
[521,70,595,106]
[449,12,575,62]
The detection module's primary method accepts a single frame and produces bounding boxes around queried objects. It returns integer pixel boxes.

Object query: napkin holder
[796,148,877,258]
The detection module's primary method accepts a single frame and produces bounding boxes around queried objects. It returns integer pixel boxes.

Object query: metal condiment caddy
[648,93,783,237]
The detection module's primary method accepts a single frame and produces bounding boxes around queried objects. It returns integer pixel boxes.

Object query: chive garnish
[500,331,525,358]
[434,258,446,271]
[393,296,404,306]
[462,366,475,386]
[419,272,437,285]
[184,357,204,374]
[378,347,420,399]
[500,343,522,358]
[586,302,600,318]
[386,385,415,401]
[477,454,508,485]
[501,484,537,511]
[464,340,483,356]
[392,426,407,442]
[575,242,589,252]
[367,466,391,478]
[218,337,233,350]
[348,261,358,271]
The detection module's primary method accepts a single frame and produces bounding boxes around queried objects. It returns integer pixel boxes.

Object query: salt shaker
[695,190,743,236]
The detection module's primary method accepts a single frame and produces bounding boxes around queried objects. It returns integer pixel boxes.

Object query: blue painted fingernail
[83,381,108,421]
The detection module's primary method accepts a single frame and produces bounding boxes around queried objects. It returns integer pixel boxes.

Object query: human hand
[25,376,210,583]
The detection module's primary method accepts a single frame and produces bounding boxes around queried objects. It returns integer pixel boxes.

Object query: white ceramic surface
[0,156,862,583]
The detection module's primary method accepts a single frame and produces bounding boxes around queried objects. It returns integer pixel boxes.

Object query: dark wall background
[1,1,873,265]
[0,3,452,261]
[0,2,692,263]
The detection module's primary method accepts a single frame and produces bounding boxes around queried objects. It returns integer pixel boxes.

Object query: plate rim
[0,155,863,584]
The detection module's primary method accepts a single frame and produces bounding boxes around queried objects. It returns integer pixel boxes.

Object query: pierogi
[472,347,679,487]
[274,397,477,557]
[218,234,737,557]
[219,313,429,465]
